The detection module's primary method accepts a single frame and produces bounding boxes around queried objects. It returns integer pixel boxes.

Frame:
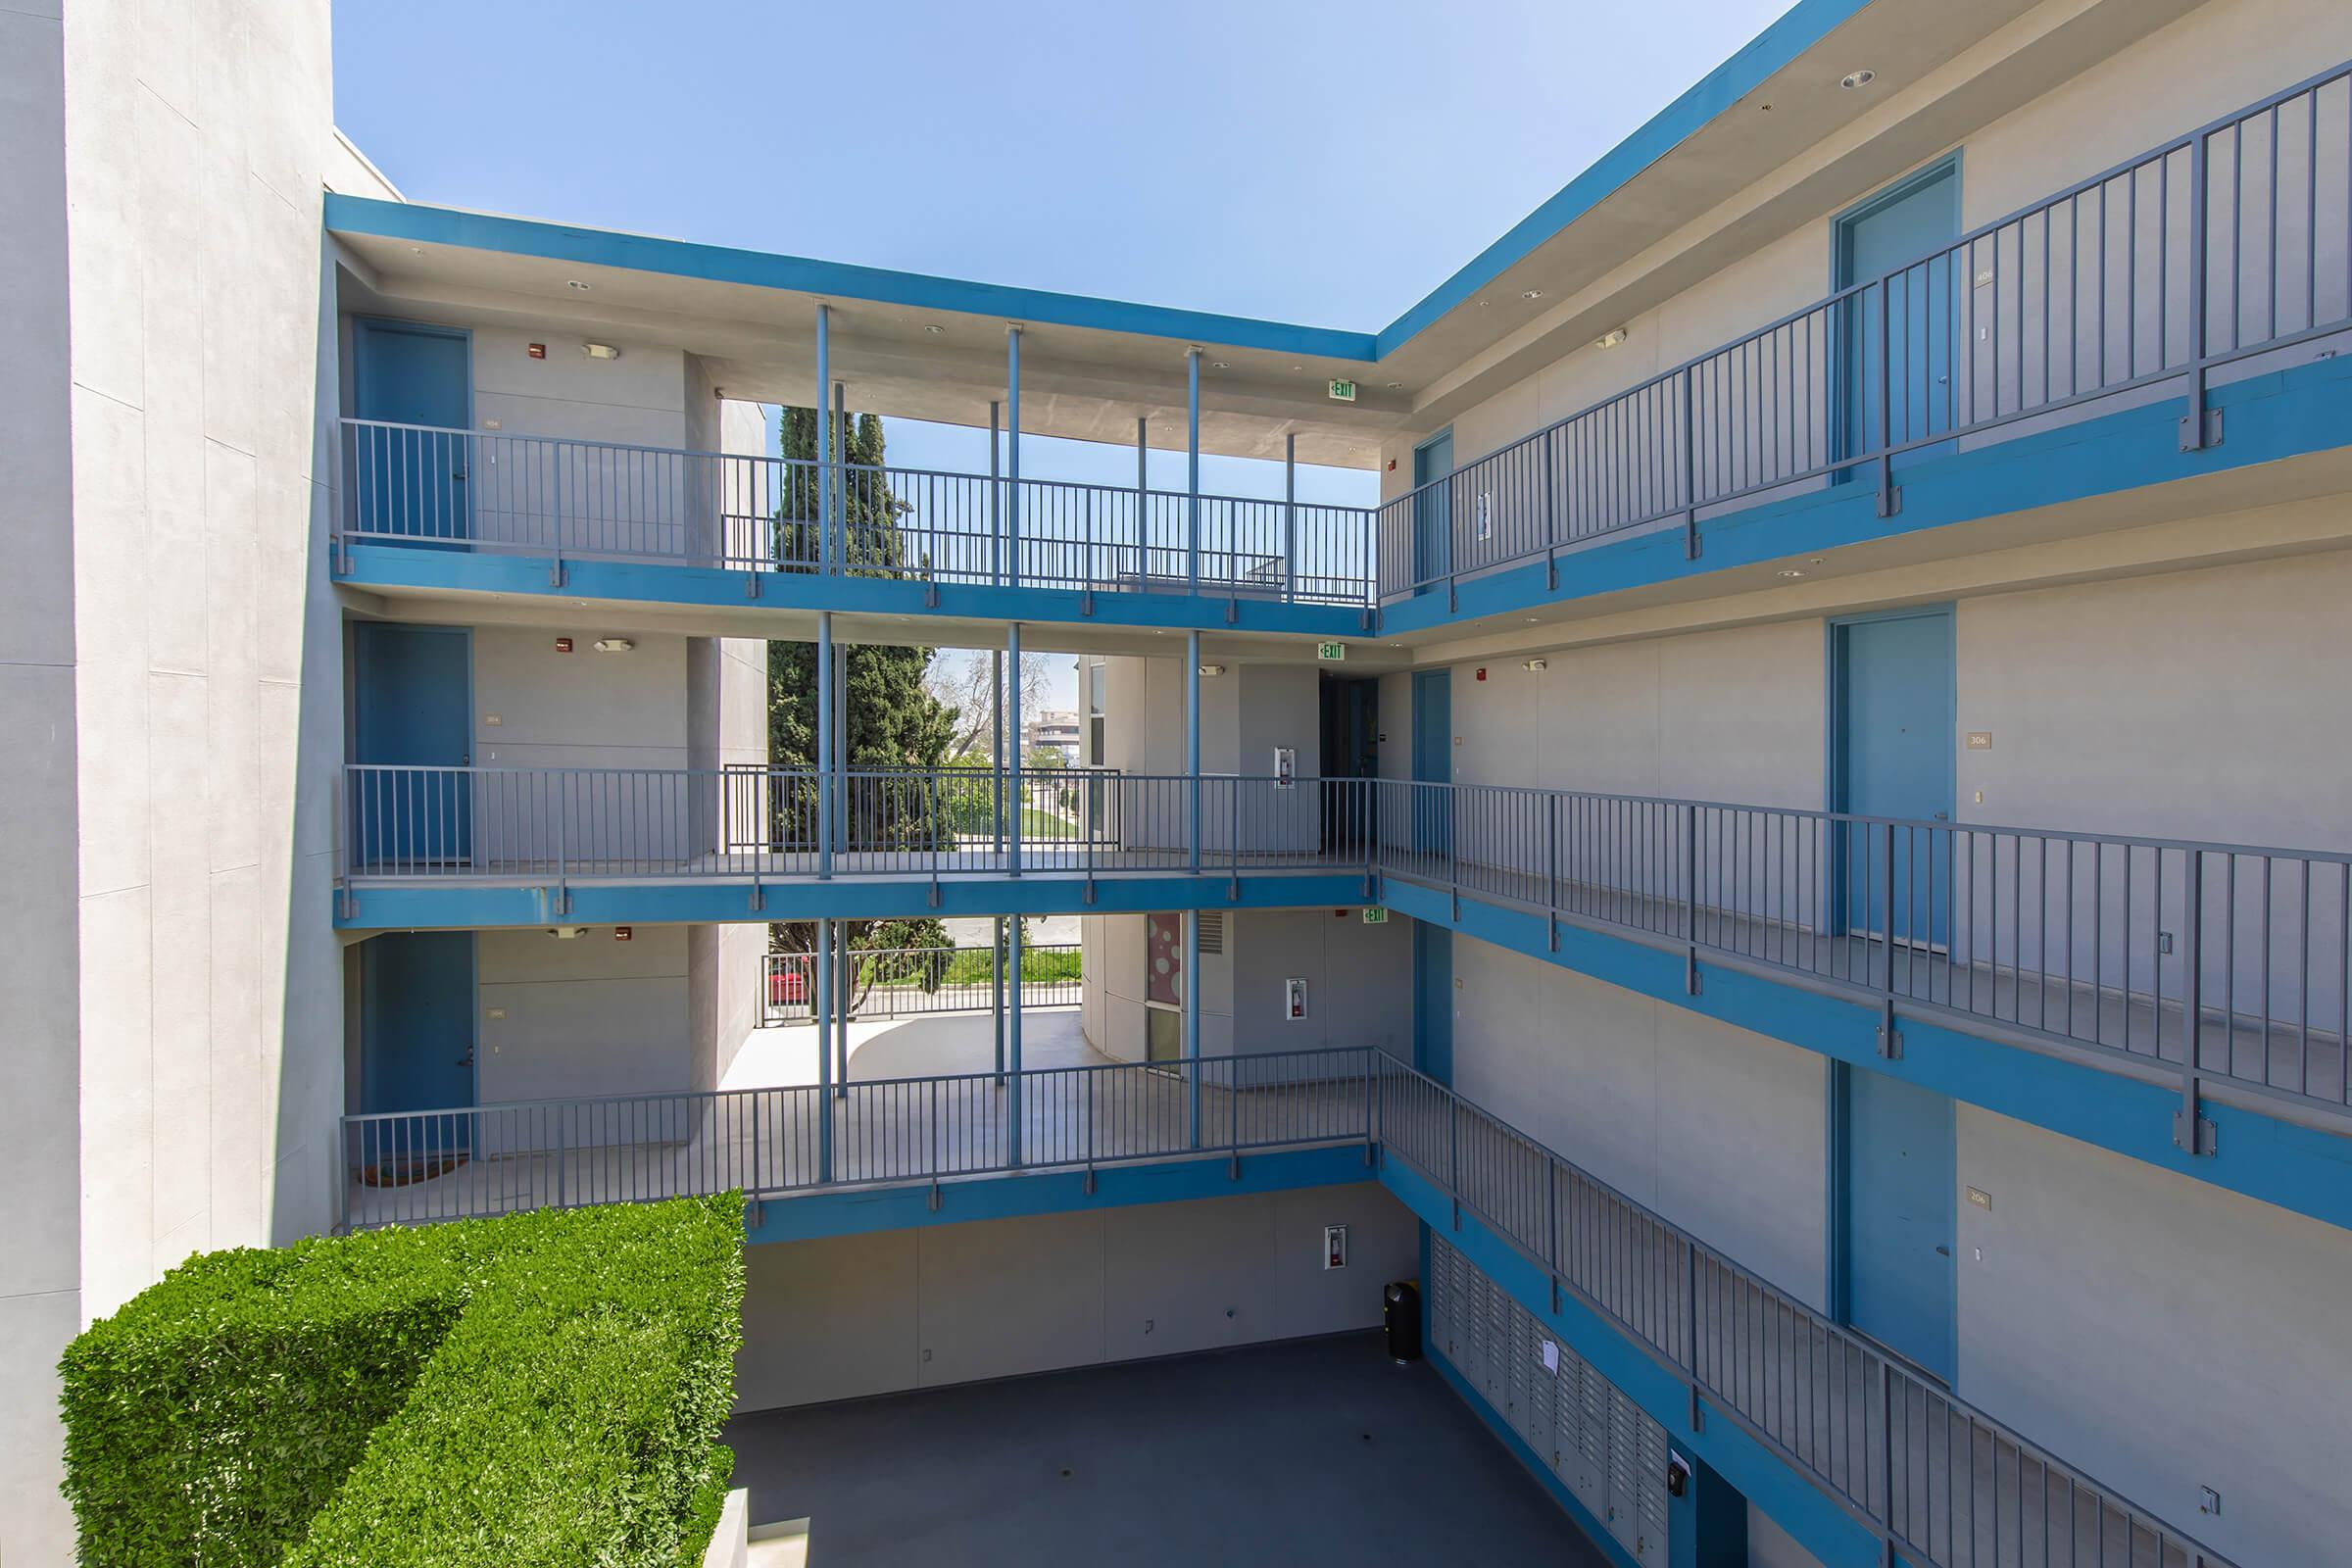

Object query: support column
[1006,620,1023,878]
[1006,912,1025,1167]
[1136,416,1148,569]
[1006,326,1023,589]
[814,305,832,575]
[988,400,1002,584]
[992,914,1006,1080]
[1185,348,1201,595]
[816,612,835,878]
[814,918,834,1182]
[1283,430,1297,602]
[832,380,848,567]
[1186,628,1202,875]
[991,649,1004,858]
[1184,908,1202,1149]
[835,933,852,1100]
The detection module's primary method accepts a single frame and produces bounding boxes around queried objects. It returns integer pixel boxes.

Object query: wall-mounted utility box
[1284,978,1306,1019]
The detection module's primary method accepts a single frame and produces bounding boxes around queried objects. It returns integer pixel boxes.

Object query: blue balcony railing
[337,64,2352,619]
[338,764,2352,1135]
[339,1050,2231,1566]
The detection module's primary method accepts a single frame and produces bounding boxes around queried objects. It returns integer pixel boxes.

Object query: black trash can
[1383,1280,1423,1363]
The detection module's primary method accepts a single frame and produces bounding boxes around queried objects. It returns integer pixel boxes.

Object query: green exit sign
[1316,641,1347,662]
[1328,378,1357,403]
[1360,906,1390,925]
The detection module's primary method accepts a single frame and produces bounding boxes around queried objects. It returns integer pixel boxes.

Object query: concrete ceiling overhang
[327,0,2195,471]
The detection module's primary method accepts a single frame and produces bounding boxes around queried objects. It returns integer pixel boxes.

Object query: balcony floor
[344,1010,1376,1229]
[721,1331,1606,1568]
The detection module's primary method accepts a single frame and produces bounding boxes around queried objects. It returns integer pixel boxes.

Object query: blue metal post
[816,612,834,879]
[832,380,847,565]
[1186,348,1201,595]
[1006,327,1023,589]
[1136,416,1148,577]
[1187,629,1201,874]
[814,305,832,575]
[988,401,1002,584]
[815,917,834,1183]
[992,914,1005,1080]
[1006,912,1025,1167]
[1007,621,1023,878]
[1283,430,1297,601]
[1185,909,1202,1149]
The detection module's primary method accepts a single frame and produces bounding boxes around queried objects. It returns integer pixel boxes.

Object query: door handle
[453,469,468,481]
[461,753,470,766]
[1936,1245,1951,1256]
[1933,812,1949,821]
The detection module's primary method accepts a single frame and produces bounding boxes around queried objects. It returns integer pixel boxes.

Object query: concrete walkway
[723,1332,1607,1567]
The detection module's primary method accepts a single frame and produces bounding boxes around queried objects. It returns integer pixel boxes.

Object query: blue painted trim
[1823,1059,1850,1325]
[1387,1159,1886,1568]
[336,871,1374,932]
[325,195,1378,363]
[742,1144,1374,1243]
[331,544,1370,639]
[1375,876,2352,1236]
[1424,1348,1644,1568]
[1374,0,1877,354]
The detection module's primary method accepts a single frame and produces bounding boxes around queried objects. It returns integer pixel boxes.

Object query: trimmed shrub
[60,1196,744,1568]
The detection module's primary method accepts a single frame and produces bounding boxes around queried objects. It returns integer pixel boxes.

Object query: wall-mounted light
[581,342,621,361]
[1778,568,1807,579]
[1520,289,1544,300]
[1523,658,1548,671]
[1198,662,1227,676]
[1594,327,1630,350]
[923,323,947,335]
[547,926,587,939]
[564,278,591,291]
[1839,68,1877,90]
[593,637,635,654]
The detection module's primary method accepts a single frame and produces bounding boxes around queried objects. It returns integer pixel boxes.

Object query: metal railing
[339,1045,1378,1229]
[341,765,2352,1130]
[338,419,1376,606]
[337,68,2352,625]
[1375,62,2352,601]
[1375,1055,2233,1567]
[761,943,1081,1023]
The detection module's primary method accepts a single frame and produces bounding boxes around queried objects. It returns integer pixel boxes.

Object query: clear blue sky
[333,0,1792,702]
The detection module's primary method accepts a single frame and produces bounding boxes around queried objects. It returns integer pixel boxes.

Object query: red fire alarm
[1476,666,1488,681]
[555,637,573,653]
[527,343,547,360]
[613,926,633,942]
[1386,457,1397,471]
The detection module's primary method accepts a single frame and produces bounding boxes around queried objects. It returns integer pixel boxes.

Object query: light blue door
[353,623,472,867]
[361,931,478,1151]
[1834,610,1953,947]
[352,319,472,546]
[1410,667,1451,858]
[1843,1068,1956,1381]
[1412,431,1453,592]
[1413,921,1452,1084]
[1836,161,1959,466]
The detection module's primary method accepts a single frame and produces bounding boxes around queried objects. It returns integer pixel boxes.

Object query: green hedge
[61,1196,744,1568]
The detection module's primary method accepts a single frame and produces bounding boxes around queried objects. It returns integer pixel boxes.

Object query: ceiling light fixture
[565,278,591,291]
[924,323,947,335]
[1198,662,1227,676]
[1778,568,1807,579]
[1523,658,1549,672]
[581,342,621,361]
[1521,289,1544,300]
[1386,381,1403,390]
[1594,327,1630,350]
[1211,361,1230,369]
[593,637,635,653]
[1840,68,1876,89]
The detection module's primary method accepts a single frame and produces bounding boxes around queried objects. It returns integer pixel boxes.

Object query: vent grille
[1198,911,1225,954]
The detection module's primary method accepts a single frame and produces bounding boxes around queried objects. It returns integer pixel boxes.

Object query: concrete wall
[1081,907,1411,1064]
[1953,1104,2352,1568]
[474,927,693,1102]
[2,0,348,1557]
[734,1184,1418,1411]
[0,4,81,1549]
[1448,938,1830,1311]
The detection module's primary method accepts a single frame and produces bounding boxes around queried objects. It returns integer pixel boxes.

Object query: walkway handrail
[342,763,2352,1128]
[1373,1054,2235,1567]
[1374,59,2352,600]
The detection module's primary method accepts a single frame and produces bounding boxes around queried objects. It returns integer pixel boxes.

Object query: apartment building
[9,0,2352,1561]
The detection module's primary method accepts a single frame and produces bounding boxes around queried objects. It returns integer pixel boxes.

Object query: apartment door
[1841,1067,1957,1382]
[1410,667,1451,859]
[1318,673,1379,854]
[1411,430,1453,593]
[361,932,478,1142]
[1832,608,1953,948]
[1835,160,1959,468]
[351,318,472,545]
[352,622,473,868]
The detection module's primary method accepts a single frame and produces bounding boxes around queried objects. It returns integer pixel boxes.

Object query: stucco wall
[1447,938,1829,1311]
[1954,1103,2352,1568]
[734,1184,1418,1411]
[474,927,694,1102]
